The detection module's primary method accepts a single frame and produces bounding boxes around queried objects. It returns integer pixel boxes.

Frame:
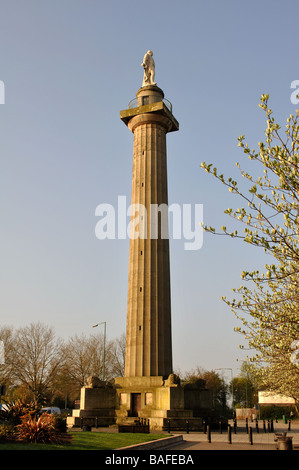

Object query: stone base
[114,375,203,431]
[67,376,117,428]
[114,375,184,418]
[67,374,213,431]
[66,408,116,428]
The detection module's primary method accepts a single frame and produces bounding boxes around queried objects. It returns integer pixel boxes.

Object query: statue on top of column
[141,50,156,87]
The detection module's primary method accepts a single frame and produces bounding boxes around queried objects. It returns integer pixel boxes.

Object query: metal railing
[128,97,172,113]
[163,98,172,112]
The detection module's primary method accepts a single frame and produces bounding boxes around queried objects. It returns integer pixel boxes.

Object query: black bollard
[249,426,253,445]
[167,419,170,434]
[271,419,274,432]
[186,420,189,434]
[256,419,259,433]
[207,425,211,443]
[228,424,232,444]
[233,418,237,434]
[246,418,249,434]
[203,420,207,434]
[219,420,222,434]
[263,420,266,433]
[288,420,291,431]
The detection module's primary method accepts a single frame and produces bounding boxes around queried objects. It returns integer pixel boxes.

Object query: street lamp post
[92,321,106,381]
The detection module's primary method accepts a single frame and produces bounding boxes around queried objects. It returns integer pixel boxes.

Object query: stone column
[120,85,179,378]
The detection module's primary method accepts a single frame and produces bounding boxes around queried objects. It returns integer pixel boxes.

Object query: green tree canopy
[201,95,299,407]
[180,366,230,414]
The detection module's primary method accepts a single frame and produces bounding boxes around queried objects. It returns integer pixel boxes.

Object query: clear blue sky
[0,0,298,379]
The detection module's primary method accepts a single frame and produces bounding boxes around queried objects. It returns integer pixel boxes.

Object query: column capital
[120,101,179,133]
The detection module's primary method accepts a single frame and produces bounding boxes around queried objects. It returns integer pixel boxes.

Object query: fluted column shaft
[125,113,172,378]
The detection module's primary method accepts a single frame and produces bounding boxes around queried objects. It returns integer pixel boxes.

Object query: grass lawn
[0,431,167,451]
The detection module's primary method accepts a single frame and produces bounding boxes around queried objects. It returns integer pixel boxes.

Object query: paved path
[159,420,299,451]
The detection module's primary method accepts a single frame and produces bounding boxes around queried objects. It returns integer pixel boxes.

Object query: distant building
[258,391,296,406]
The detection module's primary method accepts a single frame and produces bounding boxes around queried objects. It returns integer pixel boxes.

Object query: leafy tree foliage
[231,363,258,408]
[201,95,299,407]
[180,366,230,414]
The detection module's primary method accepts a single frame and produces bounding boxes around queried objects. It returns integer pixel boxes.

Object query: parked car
[40,407,61,415]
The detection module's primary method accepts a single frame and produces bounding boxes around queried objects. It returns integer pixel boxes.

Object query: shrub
[16,413,71,444]
[52,414,67,433]
[0,399,40,426]
[0,423,16,442]
[259,405,297,420]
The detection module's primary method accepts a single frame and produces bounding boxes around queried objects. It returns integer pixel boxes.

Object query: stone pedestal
[67,374,210,431]
[114,373,200,430]
[66,377,116,428]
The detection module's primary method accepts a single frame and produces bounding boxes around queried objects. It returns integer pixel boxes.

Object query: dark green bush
[53,414,67,433]
[259,405,297,420]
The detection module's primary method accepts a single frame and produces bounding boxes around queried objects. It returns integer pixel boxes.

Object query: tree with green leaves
[201,94,299,409]
[231,362,258,408]
[181,366,230,414]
